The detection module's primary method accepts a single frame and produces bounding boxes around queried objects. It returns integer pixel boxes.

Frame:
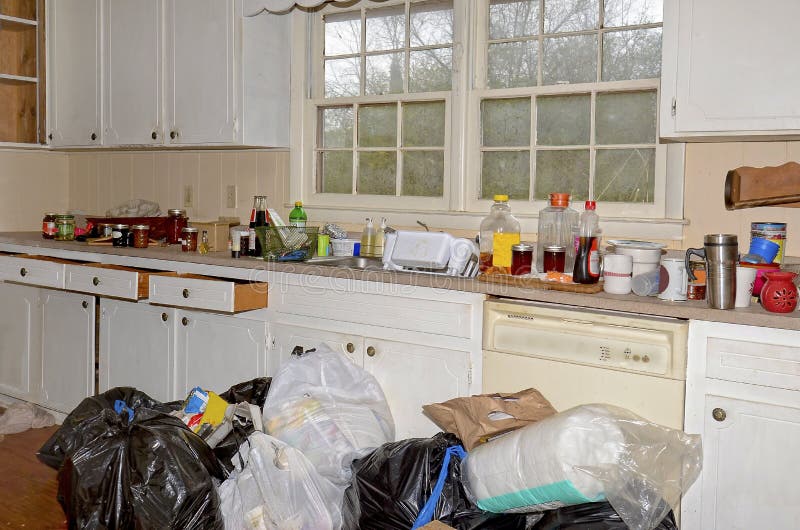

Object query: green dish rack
[255,225,318,261]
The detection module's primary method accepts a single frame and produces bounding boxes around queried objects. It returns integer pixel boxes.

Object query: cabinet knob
[712,408,727,422]
[82,301,89,309]
[151,131,158,140]
[90,132,97,141]
[19,268,27,277]
[92,276,100,286]
[182,288,189,298]
[346,342,355,353]
[161,312,169,322]
[292,345,304,357]
[181,316,189,326]
[48,133,53,141]
[170,131,177,140]
[366,346,376,357]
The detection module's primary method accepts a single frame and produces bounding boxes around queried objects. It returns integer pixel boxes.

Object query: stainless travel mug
[685,234,738,309]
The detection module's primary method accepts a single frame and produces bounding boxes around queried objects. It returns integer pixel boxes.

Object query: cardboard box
[189,218,239,252]
[421,522,456,530]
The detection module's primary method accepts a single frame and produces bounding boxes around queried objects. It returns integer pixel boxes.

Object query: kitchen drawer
[0,255,78,289]
[706,337,800,391]
[149,273,268,313]
[65,263,154,300]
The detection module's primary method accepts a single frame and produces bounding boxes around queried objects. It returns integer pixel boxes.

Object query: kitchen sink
[306,256,385,271]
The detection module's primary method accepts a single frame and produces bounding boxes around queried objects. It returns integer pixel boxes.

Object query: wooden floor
[0,423,66,528]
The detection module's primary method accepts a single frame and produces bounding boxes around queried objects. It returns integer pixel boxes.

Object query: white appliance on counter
[483,299,689,430]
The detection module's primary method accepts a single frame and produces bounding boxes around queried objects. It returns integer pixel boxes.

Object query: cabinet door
[174,310,267,397]
[47,0,102,146]
[364,338,471,439]
[40,290,95,413]
[99,299,175,402]
[698,394,800,530]
[0,283,41,401]
[664,0,800,136]
[105,0,162,145]
[165,0,236,144]
[270,322,363,374]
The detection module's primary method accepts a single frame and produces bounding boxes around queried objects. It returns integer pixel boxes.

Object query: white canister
[658,257,688,302]
[603,254,633,295]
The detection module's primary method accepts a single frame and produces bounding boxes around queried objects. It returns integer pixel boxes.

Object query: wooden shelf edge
[0,13,37,27]
[0,73,38,83]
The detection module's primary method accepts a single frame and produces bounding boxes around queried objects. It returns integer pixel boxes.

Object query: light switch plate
[226,185,237,208]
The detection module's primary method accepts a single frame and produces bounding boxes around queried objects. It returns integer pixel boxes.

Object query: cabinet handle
[19,267,27,277]
[161,312,169,322]
[92,276,100,286]
[48,133,53,140]
[181,316,189,326]
[346,342,355,353]
[366,345,376,357]
[151,131,158,140]
[82,301,89,309]
[182,288,190,299]
[90,132,97,141]
[712,408,727,422]
[170,131,177,140]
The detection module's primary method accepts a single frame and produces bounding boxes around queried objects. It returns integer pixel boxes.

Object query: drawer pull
[181,316,189,326]
[82,301,89,309]
[367,346,376,357]
[92,277,100,286]
[161,312,168,322]
[346,342,355,353]
[182,288,190,299]
[712,408,727,422]
[19,268,27,277]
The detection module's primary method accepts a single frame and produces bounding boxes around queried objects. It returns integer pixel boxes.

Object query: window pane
[366,5,405,52]
[325,57,360,98]
[359,104,397,147]
[534,150,589,200]
[537,94,590,146]
[604,0,662,27]
[409,48,452,92]
[319,151,353,194]
[595,148,655,203]
[489,0,539,40]
[482,98,531,147]
[481,151,530,199]
[544,0,599,33]
[596,91,656,144]
[319,107,353,148]
[488,41,538,89]
[359,151,397,195]
[403,151,444,196]
[602,28,662,81]
[403,101,445,147]
[542,35,597,85]
[366,52,405,95]
[411,1,453,47]
[324,11,361,56]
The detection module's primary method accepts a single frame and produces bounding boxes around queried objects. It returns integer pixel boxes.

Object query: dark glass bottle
[248,196,268,257]
[572,201,601,284]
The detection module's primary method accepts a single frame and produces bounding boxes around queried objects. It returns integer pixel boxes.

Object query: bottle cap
[549,193,570,207]
[585,200,597,210]
[493,194,509,202]
[295,201,303,207]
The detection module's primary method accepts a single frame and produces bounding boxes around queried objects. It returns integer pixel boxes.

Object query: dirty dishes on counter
[658,258,688,302]
[607,240,665,277]
[631,268,660,296]
[602,254,633,295]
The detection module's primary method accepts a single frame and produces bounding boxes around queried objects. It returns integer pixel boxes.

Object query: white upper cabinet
[105,0,163,145]
[661,0,800,139]
[47,0,102,147]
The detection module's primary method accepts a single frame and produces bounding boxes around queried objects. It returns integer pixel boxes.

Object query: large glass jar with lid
[536,193,579,274]
[167,209,187,245]
[479,194,521,274]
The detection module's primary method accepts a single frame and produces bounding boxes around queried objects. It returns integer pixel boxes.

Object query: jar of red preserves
[168,209,187,245]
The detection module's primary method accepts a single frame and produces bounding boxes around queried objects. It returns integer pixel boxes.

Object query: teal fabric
[476,480,605,513]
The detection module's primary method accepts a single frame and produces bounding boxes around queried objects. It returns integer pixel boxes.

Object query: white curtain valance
[249,0,332,13]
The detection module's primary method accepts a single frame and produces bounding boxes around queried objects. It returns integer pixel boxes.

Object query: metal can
[751,222,787,264]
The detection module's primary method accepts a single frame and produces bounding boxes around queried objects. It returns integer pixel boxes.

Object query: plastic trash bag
[263,344,395,485]
[343,432,533,530]
[527,501,677,530]
[0,402,55,435]
[56,404,225,529]
[463,404,702,530]
[219,431,343,530]
[218,377,272,409]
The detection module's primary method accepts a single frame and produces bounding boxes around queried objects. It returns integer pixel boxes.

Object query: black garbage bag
[37,387,178,470]
[529,501,677,530]
[342,432,533,530]
[56,405,225,529]
[218,377,271,409]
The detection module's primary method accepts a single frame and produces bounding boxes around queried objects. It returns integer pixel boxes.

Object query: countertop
[2,232,799,331]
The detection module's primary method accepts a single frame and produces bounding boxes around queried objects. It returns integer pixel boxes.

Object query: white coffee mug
[735,265,757,308]
[658,257,687,301]
[603,254,633,294]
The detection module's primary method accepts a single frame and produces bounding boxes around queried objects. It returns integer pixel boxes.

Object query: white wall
[0,149,69,231]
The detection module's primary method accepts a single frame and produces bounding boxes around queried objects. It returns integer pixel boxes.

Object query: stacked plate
[607,240,666,277]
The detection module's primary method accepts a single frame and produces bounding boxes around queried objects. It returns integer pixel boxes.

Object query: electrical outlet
[226,185,237,208]
[183,185,193,208]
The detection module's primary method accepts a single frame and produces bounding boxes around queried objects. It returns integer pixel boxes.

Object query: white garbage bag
[262,344,395,485]
[0,402,55,435]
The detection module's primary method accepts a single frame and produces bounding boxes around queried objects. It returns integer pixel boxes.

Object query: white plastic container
[331,238,359,256]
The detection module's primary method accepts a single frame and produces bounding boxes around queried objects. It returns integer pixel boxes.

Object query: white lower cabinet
[684,321,800,530]
[99,299,175,402]
[270,323,364,368]
[0,282,41,402]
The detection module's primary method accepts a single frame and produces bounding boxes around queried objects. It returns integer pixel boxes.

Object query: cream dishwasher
[483,299,689,429]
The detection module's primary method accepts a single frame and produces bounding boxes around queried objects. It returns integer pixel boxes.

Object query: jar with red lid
[511,242,534,275]
[168,209,187,245]
[42,212,57,239]
[181,227,198,252]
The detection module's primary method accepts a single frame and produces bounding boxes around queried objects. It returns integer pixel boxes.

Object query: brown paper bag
[422,388,557,451]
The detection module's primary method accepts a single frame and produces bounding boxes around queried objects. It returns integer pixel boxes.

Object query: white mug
[603,254,633,294]
[734,265,757,308]
[658,257,687,302]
